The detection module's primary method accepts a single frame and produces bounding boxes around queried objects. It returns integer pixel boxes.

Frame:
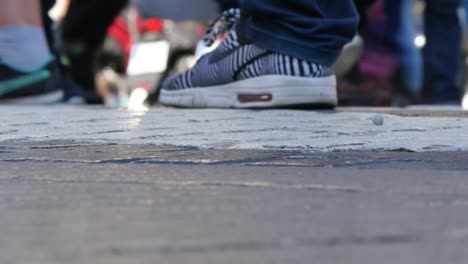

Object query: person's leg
[338,0,398,107]
[41,0,83,102]
[216,0,239,11]
[0,0,62,103]
[401,0,423,97]
[0,0,43,25]
[240,0,359,67]
[61,0,128,103]
[422,0,463,104]
[463,0,468,110]
[355,0,377,30]
[160,0,359,108]
[383,0,422,97]
[0,0,52,71]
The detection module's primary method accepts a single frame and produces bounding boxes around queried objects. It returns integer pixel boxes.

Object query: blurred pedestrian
[420,0,462,104]
[61,0,128,103]
[340,0,464,106]
[3,0,359,108]
[383,0,463,105]
[0,0,62,103]
[60,0,238,104]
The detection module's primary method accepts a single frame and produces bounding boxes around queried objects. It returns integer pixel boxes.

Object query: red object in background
[140,18,164,33]
[107,17,132,65]
[107,14,164,66]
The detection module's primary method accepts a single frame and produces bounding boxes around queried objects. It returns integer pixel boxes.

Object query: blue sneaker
[0,59,63,104]
[160,9,337,109]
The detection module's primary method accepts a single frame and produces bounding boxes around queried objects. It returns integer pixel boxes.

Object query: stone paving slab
[0,106,467,152]
[1,159,468,264]
[1,106,468,263]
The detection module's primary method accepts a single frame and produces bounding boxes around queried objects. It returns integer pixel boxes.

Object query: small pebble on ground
[372,115,384,126]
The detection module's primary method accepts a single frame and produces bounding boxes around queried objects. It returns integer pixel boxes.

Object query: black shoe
[0,60,63,104]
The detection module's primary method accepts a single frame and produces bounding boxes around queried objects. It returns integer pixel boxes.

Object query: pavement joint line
[153,180,363,193]
[4,177,362,193]
[104,233,424,256]
[1,141,468,170]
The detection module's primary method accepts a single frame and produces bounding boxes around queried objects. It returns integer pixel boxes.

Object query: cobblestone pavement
[0,106,467,264]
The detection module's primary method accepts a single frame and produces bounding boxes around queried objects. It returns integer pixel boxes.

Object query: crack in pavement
[106,234,423,256]
[0,178,362,193]
[1,142,468,170]
[156,180,363,193]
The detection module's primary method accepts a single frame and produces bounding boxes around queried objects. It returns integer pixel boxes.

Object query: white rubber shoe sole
[159,75,337,108]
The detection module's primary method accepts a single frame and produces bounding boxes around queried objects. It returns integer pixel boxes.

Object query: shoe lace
[203,8,241,47]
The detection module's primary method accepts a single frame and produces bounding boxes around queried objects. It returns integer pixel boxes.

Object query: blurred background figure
[337,0,395,106]
[57,0,238,108]
[462,0,468,110]
[59,0,128,104]
[48,0,70,21]
[0,0,62,103]
[2,0,468,109]
[419,0,463,105]
[338,0,464,107]
[42,0,83,103]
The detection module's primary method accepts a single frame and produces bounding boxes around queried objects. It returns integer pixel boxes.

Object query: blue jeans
[383,0,422,94]
[466,0,468,18]
[385,0,462,104]
[239,0,359,67]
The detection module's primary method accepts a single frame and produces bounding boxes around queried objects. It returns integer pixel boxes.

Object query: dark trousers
[422,0,462,104]
[60,0,127,102]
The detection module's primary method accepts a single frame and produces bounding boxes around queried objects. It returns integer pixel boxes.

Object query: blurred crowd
[343,0,467,108]
[1,0,468,109]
